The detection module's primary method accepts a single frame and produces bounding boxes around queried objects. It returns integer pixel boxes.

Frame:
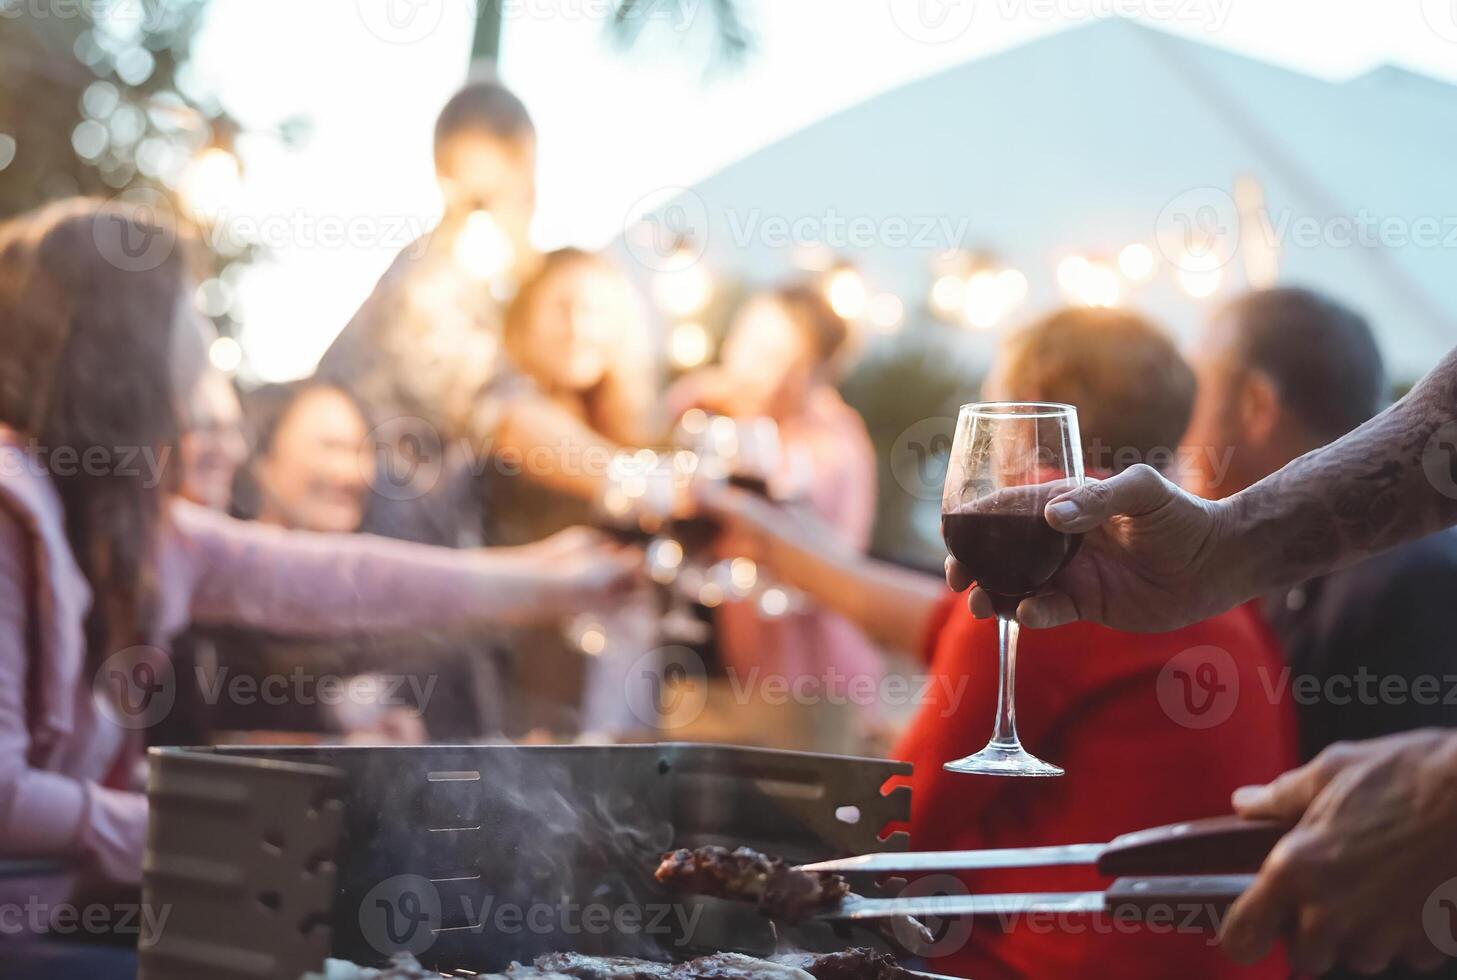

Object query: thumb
[1045,464,1176,533]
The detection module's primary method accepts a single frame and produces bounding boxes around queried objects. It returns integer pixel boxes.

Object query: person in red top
[699,307,1297,979]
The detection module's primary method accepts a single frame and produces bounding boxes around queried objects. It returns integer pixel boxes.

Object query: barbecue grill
[138,743,913,979]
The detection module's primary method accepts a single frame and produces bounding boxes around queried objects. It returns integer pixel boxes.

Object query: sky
[191,0,1457,381]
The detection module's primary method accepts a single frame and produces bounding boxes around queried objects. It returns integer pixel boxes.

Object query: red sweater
[892,597,1297,980]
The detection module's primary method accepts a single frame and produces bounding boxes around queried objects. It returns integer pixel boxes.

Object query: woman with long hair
[0,200,635,966]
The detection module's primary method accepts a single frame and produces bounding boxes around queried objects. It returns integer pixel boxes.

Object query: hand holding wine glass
[945,462,1239,633]
[941,402,1086,776]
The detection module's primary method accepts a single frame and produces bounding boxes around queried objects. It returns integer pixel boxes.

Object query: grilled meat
[654,847,851,923]
[522,948,914,979]
[770,949,918,980]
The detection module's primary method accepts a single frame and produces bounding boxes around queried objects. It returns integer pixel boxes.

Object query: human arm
[172,500,638,636]
[951,346,1457,631]
[698,482,944,654]
[0,510,146,883]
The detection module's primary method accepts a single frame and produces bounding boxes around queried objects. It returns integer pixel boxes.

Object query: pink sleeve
[0,509,147,882]
[166,499,510,636]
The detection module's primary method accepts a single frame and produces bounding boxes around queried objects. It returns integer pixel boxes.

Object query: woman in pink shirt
[669,284,881,752]
[0,201,636,965]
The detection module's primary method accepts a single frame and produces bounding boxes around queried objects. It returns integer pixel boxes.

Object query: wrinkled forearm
[1217,345,1457,598]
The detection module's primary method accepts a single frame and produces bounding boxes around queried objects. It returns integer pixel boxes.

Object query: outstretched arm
[171,501,637,636]
[699,483,944,654]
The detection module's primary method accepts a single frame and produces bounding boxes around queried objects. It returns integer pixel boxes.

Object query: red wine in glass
[940,402,1087,777]
[941,509,1082,618]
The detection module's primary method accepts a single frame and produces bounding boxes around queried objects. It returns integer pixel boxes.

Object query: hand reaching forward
[945,464,1246,632]
[1222,729,1457,975]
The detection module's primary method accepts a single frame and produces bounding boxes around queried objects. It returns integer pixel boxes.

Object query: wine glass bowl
[942,402,1086,777]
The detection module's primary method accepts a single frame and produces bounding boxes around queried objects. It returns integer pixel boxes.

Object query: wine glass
[941,402,1086,777]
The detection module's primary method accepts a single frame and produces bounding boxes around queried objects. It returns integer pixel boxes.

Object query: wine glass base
[944,742,1064,777]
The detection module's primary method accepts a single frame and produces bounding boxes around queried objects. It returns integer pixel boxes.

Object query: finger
[1044,464,1174,533]
[945,556,973,592]
[1231,749,1347,822]
[1221,855,1299,964]
[1015,592,1079,629]
[966,587,995,619]
[1289,907,1340,977]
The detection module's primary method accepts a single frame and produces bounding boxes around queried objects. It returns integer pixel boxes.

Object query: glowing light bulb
[454,210,515,282]
[180,148,242,220]
[1118,243,1156,283]
[653,262,713,317]
[669,322,712,370]
[825,267,867,320]
[208,336,243,373]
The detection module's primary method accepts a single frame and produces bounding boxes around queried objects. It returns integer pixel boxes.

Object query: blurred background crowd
[2,3,1457,978]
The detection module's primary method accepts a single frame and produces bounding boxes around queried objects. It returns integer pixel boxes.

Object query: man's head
[1182,287,1385,499]
[986,307,1195,476]
[434,77,537,275]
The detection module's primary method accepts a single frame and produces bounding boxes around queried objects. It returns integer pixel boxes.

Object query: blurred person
[317,76,633,548]
[704,307,1296,979]
[497,248,659,735]
[0,200,637,971]
[177,365,249,511]
[243,381,375,534]
[1184,288,1457,764]
[669,284,880,753]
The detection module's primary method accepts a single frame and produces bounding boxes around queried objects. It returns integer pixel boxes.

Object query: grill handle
[1096,815,1287,877]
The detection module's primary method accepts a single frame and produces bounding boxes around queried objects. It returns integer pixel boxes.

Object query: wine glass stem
[991,614,1021,748]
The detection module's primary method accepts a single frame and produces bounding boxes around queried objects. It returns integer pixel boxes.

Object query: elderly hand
[945,464,1246,632]
[1222,729,1457,975]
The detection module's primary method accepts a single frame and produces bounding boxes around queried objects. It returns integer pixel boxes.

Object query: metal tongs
[800,816,1286,930]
